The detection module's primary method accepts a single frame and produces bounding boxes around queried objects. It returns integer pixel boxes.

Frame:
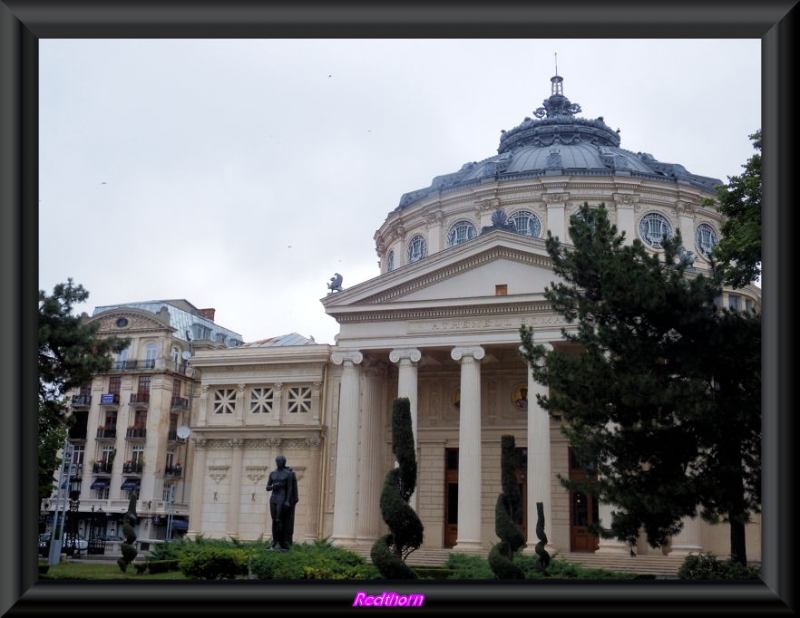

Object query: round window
[116,318,129,328]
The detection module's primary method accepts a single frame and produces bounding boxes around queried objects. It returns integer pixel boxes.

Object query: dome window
[695,223,718,258]
[446,220,477,247]
[407,235,427,264]
[508,211,542,238]
[386,250,395,272]
[638,212,673,249]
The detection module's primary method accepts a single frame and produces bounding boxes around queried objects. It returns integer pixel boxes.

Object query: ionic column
[612,193,638,246]
[330,349,364,545]
[388,348,421,445]
[594,502,630,554]
[451,345,485,552]
[525,343,556,554]
[356,360,388,544]
[669,513,704,556]
[303,436,324,543]
[225,437,245,538]
[187,438,207,536]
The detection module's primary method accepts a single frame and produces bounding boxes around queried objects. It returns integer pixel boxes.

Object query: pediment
[89,307,174,335]
[323,231,558,315]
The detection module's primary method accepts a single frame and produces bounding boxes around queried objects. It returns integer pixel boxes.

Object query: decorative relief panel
[208,465,229,484]
[245,466,269,484]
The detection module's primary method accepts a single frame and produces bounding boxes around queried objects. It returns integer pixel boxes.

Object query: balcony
[71,394,92,407]
[165,464,183,478]
[114,359,156,371]
[92,461,113,474]
[68,463,84,477]
[130,393,150,405]
[95,427,117,440]
[99,393,120,406]
[170,396,189,410]
[122,462,143,475]
[125,426,147,440]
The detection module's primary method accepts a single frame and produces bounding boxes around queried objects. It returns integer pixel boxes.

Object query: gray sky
[39,39,761,345]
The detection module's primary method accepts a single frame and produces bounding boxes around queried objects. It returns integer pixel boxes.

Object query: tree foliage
[708,130,761,289]
[38,279,129,499]
[370,397,423,579]
[519,203,760,565]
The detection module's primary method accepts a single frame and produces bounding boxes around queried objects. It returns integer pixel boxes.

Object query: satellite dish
[177,426,191,439]
[181,350,192,360]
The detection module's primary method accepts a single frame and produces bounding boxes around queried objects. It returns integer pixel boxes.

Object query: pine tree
[519,203,760,565]
[708,130,761,289]
[38,279,129,499]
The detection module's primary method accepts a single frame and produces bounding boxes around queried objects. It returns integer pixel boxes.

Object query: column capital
[331,349,364,366]
[389,348,422,364]
[451,346,485,362]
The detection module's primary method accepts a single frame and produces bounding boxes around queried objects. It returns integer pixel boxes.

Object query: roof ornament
[327,273,343,294]
[533,56,582,120]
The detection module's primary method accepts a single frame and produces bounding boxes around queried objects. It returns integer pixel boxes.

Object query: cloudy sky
[38,39,761,345]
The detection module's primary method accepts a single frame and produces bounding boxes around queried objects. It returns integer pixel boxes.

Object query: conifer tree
[38,279,129,499]
[519,203,760,565]
[370,397,423,579]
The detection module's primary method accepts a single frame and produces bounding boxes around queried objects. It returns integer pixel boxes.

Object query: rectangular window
[108,376,121,395]
[250,387,274,414]
[287,386,311,413]
[138,375,151,394]
[104,410,118,429]
[172,379,182,397]
[495,284,508,296]
[213,388,236,414]
[131,445,145,465]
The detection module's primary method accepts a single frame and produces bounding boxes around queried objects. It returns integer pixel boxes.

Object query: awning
[120,480,140,491]
[171,520,188,531]
[90,480,108,490]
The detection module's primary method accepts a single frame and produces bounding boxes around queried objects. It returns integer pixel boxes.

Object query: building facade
[47,300,243,553]
[185,74,761,560]
[57,74,761,561]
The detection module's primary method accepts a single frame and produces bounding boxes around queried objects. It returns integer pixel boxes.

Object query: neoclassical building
[180,74,762,559]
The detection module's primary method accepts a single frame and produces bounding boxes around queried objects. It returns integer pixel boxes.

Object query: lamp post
[48,439,73,565]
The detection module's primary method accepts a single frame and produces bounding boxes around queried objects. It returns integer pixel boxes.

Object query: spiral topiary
[370,397,423,579]
[117,492,139,573]
[535,501,550,571]
[488,435,525,579]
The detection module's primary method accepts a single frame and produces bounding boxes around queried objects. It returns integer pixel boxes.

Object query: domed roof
[394,74,722,212]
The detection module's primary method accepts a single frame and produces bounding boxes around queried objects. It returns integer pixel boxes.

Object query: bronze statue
[266,455,298,551]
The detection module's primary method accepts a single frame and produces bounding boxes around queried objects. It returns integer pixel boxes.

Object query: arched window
[446,220,477,247]
[386,250,395,272]
[407,235,427,264]
[695,223,718,258]
[638,212,673,249]
[508,210,542,237]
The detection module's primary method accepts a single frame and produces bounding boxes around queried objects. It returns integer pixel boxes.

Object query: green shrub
[250,539,379,580]
[178,546,249,580]
[443,552,496,579]
[677,553,761,580]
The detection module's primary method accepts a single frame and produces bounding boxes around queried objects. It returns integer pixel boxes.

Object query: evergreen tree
[488,435,525,579]
[38,279,129,499]
[519,203,760,565]
[708,130,761,289]
[370,397,423,579]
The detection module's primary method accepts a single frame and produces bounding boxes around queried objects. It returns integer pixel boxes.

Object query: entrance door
[568,449,600,552]
[444,448,458,548]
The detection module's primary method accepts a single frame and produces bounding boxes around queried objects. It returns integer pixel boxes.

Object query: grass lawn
[39,561,192,580]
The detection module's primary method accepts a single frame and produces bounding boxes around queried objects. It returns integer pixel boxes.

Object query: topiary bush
[488,435,525,579]
[677,553,761,580]
[117,492,139,573]
[370,398,423,579]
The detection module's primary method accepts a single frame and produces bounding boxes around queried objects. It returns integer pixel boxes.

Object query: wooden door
[444,448,458,548]
[568,449,600,552]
